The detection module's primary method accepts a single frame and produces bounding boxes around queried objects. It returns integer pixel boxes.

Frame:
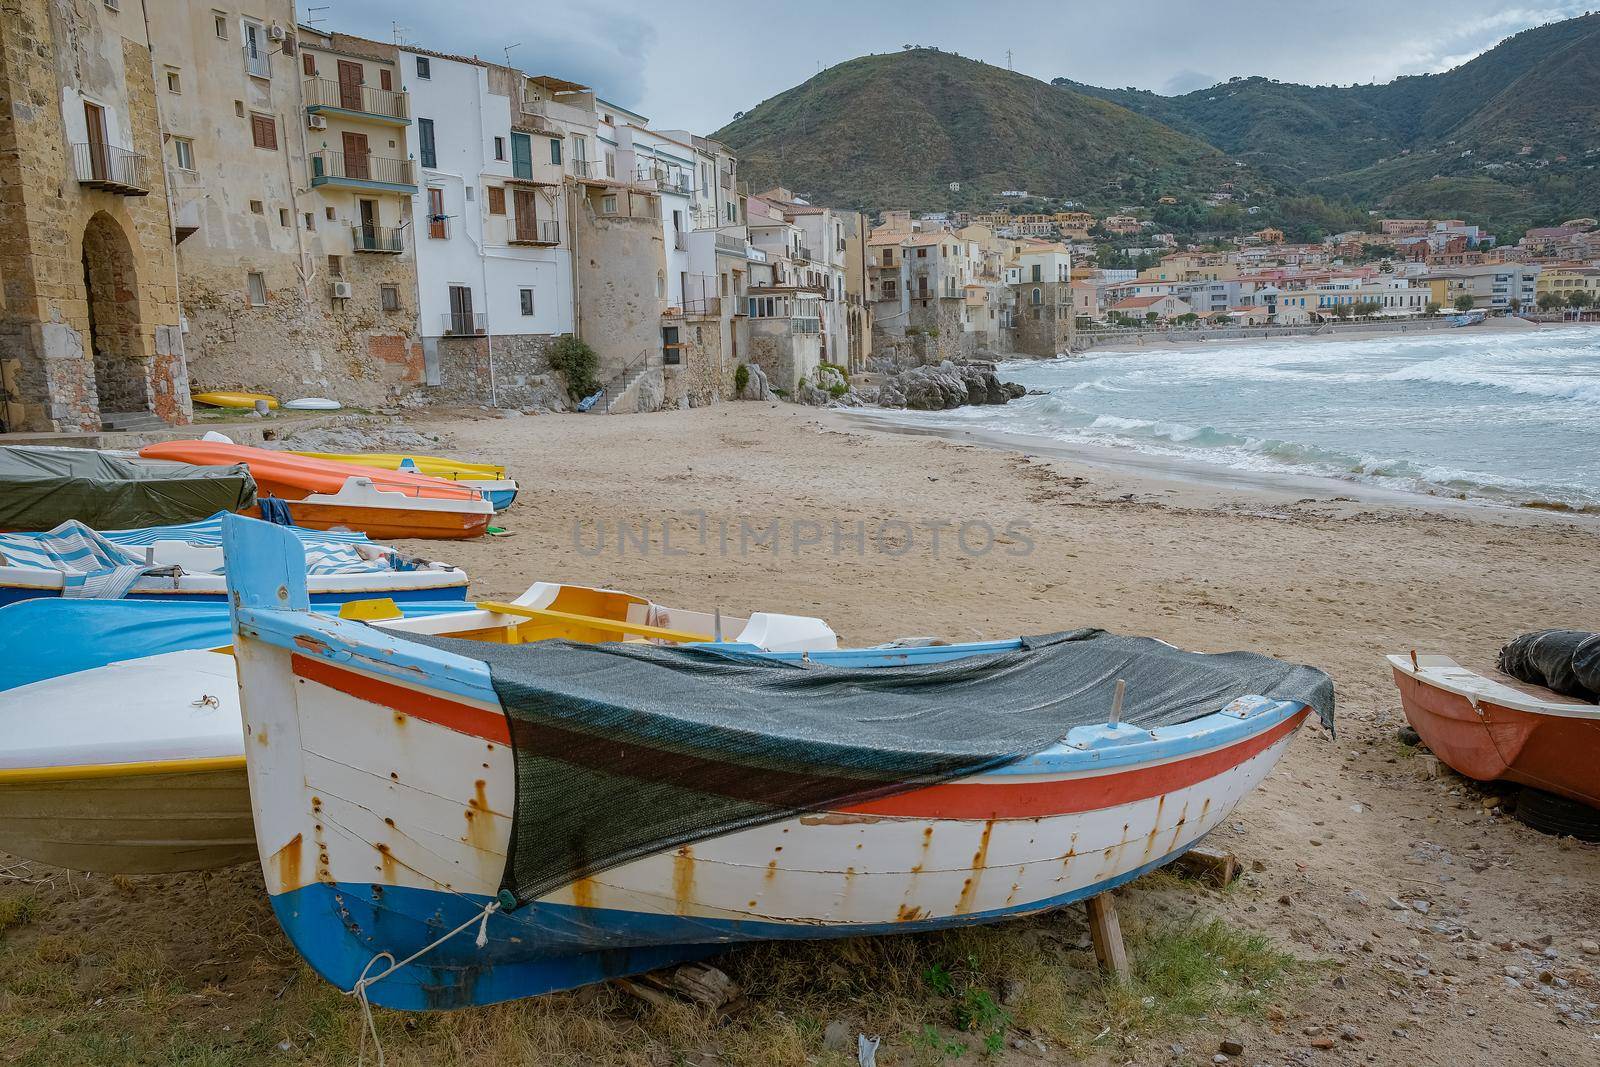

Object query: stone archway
[81,211,154,415]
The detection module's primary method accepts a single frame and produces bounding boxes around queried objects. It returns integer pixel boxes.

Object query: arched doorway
[81,212,153,415]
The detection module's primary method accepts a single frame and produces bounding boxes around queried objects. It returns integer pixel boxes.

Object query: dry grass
[0,876,1307,1066]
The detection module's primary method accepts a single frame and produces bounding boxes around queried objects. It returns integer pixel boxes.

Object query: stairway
[100,411,170,432]
[585,360,653,415]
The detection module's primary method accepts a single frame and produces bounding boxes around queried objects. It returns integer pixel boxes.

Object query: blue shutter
[510,132,532,180]
[418,118,436,168]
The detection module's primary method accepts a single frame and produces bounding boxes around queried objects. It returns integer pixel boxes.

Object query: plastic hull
[1389,654,1600,808]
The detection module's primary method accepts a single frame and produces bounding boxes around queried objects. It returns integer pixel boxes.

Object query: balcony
[303,77,410,124]
[442,312,486,336]
[666,297,720,318]
[636,165,692,195]
[594,193,660,222]
[509,219,560,246]
[309,149,416,193]
[519,94,593,130]
[568,159,598,180]
[72,143,149,196]
[351,224,404,254]
[791,244,813,263]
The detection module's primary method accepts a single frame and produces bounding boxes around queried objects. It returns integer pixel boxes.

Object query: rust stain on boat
[764,858,779,882]
[375,841,397,880]
[672,847,696,915]
[897,903,927,922]
[570,877,597,910]
[293,635,330,654]
[955,820,996,914]
[799,812,886,826]
[255,728,268,745]
[1143,795,1167,858]
[272,834,302,890]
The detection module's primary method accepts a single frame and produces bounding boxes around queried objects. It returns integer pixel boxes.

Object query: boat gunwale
[1386,654,1600,721]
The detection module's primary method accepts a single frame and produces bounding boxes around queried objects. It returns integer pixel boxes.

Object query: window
[519,288,535,316]
[415,56,430,79]
[250,113,277,150]
[487,186,506,215]
[173,137,194,170]
[427,187,446,239]
[213,13,227,38]
[278,207,289,227]
[234,99,244,116]
[493,136,506,161]
[249,199,264,214]
[1031,287,1042,306]
[303,212,314,231]
[242,18,269,78]
[327,254,342,277]
[246,272,267,306]
[302,52,315,77]
[417,117,436,168]
[166,70,181,93]
[548,138,562,165]
[379,69,392,91]
[324,206,335,220]
[662,325,681,365]
[510,132,531,179]
[381,284,400,312]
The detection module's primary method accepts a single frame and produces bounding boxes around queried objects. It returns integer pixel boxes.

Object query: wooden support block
[1174,843,1241,888]
[1085,892,1130,982]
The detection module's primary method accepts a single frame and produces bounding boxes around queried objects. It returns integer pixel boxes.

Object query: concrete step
[100,411,171,431]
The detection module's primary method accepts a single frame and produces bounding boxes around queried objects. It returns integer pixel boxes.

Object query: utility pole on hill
[1006,49,1013,71]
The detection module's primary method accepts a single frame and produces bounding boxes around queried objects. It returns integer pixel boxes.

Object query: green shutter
[510,132,532,180]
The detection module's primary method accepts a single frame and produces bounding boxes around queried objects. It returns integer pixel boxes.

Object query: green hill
[710,49,1256,214]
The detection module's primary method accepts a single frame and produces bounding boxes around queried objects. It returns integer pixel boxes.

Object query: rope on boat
[346,898,500,1066]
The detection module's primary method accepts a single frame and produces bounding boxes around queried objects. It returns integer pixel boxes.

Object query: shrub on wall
[734,363,750,394]
[549,335,600,400]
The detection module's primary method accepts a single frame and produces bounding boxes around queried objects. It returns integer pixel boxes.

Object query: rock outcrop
[876,361,1025,410]
[739,363,774,401]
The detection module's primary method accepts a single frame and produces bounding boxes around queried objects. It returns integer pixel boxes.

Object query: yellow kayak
[193,391,279,410]
[292,452,507,481]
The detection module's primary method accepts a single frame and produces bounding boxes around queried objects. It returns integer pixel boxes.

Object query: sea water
[880,327,1600,510]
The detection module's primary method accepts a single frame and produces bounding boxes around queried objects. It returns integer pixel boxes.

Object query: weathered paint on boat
[1389,653,1600,808]
[225,515,1314,1010]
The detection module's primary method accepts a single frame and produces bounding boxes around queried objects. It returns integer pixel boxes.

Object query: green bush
[734,363,750,394]
[548,336,600,401]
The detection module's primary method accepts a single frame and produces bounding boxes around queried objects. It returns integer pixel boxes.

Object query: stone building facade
[0,0,191,432]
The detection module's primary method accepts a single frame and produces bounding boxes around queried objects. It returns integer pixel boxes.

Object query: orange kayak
[139,442,492,540]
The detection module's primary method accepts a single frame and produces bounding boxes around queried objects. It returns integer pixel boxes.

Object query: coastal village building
[1423,264,1541,312]
[1535,266,1600,302]
[0,0,191,432]
[1108,294,1193,322]
[1009,240,1075,355]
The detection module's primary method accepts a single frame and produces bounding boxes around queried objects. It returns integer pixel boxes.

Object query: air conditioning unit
[330,280,353,300]
[268,24,286,41]
[307,114,327,131]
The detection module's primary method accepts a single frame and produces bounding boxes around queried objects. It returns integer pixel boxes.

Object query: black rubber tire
[1514,788,1600,843]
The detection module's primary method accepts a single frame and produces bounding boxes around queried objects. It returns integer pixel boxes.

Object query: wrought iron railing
[303,77,410,120]
[351,224,404,253]
[72,142,149,194]
[442,312,486,336]
[510,219,560,245]
[310,149,415,187]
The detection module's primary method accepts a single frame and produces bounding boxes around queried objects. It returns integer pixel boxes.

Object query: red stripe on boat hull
[289,654,1308,821]
[840,710,1307,820]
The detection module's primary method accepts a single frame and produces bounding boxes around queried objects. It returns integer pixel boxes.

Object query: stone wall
[0,1,190,431]
[573,196,666,383]
[424,332,569,410]
[662,314,728,408]
[1013,280,1074,357]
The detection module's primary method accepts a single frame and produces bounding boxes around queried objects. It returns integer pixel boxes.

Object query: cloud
[1161,69,1218,95]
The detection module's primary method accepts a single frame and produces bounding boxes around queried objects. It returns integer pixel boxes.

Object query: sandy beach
[3,401,1598,1065]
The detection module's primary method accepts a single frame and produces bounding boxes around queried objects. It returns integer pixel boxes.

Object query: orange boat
[138,442,491,540]
[1388,652,1600,809]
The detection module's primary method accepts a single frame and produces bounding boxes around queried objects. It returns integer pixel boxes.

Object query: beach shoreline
[3,401,1598,1065]
[1073,313,1584,355]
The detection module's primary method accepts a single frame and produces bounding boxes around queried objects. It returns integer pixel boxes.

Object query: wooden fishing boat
[0,583,837,873]
[1388,653,1600,808]
[0,514,467,607]
[292,452,517,511]
[139,442,491,539]
[223,515,1331,1009]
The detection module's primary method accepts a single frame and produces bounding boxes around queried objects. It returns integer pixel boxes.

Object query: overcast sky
[317,0,1593,134]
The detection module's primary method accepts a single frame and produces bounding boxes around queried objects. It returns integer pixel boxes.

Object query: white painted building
[401,48,573,348]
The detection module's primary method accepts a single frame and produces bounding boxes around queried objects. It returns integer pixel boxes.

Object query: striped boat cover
[0,514,402,597]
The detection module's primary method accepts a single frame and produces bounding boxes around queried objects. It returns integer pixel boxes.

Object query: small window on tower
[246,272,267,306]
[214,13,227,39]
[166,70,181,93]
[327,255,342,277]
[249,199,264,214]
[519,288,535,316]
[381,284,400,312]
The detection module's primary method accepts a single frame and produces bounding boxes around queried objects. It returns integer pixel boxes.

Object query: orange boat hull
[1392,667,1600,808]
[246,499,487,541]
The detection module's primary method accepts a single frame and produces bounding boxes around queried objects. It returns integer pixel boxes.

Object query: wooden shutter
[487,186,505,215]
[512,188,537,241]
[302,52,315,77]
[337,60,363,110]
[380,68,392,91]
[341,131,368,178]
[251,113,277,150]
